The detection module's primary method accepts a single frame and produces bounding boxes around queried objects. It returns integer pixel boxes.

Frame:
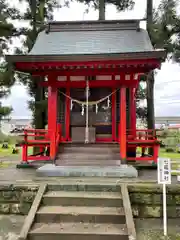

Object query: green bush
[0,131,22,144]
[0,131,7,143]
[163,130,180,153]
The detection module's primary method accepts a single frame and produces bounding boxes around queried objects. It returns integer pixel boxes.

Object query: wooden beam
[129,82,136,137]
[16,58,160,68]
[19,183,47,240]
[29,67,155,76]
[40,80,138,88]
[111,76,116,141]
[48,75,58,161]
[121,184,136,240]
[65,76,70,141]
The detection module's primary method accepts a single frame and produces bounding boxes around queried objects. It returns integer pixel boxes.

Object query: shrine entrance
[61,80,115,143]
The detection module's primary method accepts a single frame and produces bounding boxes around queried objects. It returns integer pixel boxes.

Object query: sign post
[157,158,171,236]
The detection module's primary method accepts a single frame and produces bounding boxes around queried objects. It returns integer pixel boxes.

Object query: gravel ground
[0,215,25,240]
[0,215,180,240]
[136,218,180,240]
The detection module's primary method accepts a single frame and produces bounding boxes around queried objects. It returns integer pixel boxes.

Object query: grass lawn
[0,144,180,159]
[0,145,16,157]
[159,148,180,160]
[0,144,33,157]
[0,145,179,174]
[159,149,180,175]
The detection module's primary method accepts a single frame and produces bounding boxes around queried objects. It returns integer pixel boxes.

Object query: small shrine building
[6,19,165,165]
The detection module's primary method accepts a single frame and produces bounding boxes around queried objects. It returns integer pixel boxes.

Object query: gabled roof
[7,19,166,64]
[29,19,153,56]
[6,20,166,76]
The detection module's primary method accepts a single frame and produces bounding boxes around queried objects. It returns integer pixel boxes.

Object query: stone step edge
[30,223,128,235]
[37,206,125,216]
[43,191,122,199]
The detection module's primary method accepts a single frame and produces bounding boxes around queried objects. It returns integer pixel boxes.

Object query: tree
[136,82,147,121]
[146,0,179,129]
[146,0,155,138]
[146,0,179,154]
[18,0,61,131]
[96,0,134,20]
[80,0,135,13]
[0,0,22,121]
[98,0,105,20]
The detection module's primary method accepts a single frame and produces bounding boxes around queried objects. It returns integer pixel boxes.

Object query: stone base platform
[36,164,138,178]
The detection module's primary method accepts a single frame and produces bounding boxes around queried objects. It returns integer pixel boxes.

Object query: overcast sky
[2,0,180,118]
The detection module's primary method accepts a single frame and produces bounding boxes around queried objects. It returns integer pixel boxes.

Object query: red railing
[52,123,61,161]
[20,128,50,163]
[127,129,157,140]
[19,124,61,164]
[126,129,159,163]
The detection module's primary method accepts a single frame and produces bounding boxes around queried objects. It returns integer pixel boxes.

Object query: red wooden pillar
[65,76,70,141]
[111,76,116,141]
[130,87,136,137]
[48,77,58,161]
[119,86,127,164]
[22,130,28,163]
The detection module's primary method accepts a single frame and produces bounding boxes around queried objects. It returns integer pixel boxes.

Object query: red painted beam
[40,80,138,88]
[65,76,70,141]
[129,76,136,137]
[48,77,58,160]
[119,85,127,163]
[15,58,160,68]
[127,157,154,161]
[27,156,50,161]
[21,67,158,77]
[111,76,116,141]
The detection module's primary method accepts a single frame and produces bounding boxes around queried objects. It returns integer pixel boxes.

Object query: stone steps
[42,191,123,206]
[56,159,121,166]
[57,143,121,167]
[60,143,119,147]
[60,144,119,154]
[36,205,125,223]
[27,183,133,240]
[29,222,128,240]
[60,153,120,160]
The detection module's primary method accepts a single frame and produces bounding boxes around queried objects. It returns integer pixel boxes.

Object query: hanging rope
[59,88,118,144]
[59,89,118,106]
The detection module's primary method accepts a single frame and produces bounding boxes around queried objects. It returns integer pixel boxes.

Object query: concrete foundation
[36,164,138,178]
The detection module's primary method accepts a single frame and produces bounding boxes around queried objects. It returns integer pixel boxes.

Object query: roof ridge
[48,19,144,25]
[46,19,143,33]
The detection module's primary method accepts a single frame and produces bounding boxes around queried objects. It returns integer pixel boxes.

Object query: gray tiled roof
[29,28,153,56]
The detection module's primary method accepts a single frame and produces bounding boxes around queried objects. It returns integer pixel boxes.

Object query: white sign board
[157,158,171,237]
[158,158,171,185]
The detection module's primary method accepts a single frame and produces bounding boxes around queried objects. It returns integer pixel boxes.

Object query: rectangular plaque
[71,127,95,143]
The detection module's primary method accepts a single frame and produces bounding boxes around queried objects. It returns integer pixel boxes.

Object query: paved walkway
[0,157,180,240]
[0,157,178,184]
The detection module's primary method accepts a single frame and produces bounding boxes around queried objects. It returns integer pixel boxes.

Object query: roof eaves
[6,50,166,63]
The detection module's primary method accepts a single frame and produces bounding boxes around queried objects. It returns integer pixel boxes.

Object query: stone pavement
[0,157,180,240]
[0,156,178,183]
[0,214,25,240]
[0,216,180,240]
